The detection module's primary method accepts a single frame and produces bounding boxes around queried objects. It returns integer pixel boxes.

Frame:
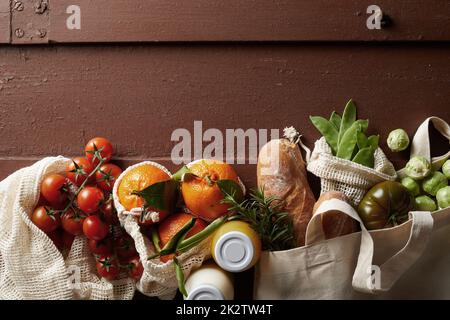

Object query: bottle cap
[185,284,225,300]
[214,231,254,272]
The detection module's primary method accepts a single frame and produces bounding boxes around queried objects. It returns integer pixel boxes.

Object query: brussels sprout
[436,186,450,209]
[414,195,437,212]
[401,177,421,197]
[422,171,448,196]
[442,160,450,179]
[405,156,431,180]
[387,129,410,152]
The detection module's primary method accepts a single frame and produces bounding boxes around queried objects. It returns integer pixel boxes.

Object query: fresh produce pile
[310,99,380,168]
[12,99,449,300]
[402,157,450,211]
[33,137,143,281]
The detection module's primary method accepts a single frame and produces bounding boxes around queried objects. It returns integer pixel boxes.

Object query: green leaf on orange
[217,179,244,203]
[131,180,178,212]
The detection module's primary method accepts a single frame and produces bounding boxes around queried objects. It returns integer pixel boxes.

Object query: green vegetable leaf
[159,218,196,256]
[151,227,161,253]
[338,99,357,145]
[357,132,368,149]
[309,116,339,155]
[174,258,188,297]
[177,216,227,253]
[329,112,342,130]
[352,146,375,168]
[337,122,359,160]
[354,119,369,133]
[131,180,178,212]
[217,179,244,203]
[171,165,191,182]
[367,135,380,151]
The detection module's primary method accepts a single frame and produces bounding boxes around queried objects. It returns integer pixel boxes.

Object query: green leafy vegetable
[310,116,339,154]
[357,132,368,149]
[174,258,188,297]
[309,99,379,169]
[352,147,375,168]
[337,122,359,160]
[158,218,196,256]
[329,111,342,130]
[338,99,357,144]
[171,165,191,182]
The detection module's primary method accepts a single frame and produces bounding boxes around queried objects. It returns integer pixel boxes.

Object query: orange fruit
[158,212,207,262]
[181,159,240,221]
[117,163,171,225]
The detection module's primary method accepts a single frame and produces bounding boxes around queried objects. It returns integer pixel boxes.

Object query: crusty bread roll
[257,138,316,247]
[313,191,359,240]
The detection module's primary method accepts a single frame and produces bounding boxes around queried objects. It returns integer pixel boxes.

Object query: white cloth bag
[254,117,450,299]
[307,137,397,206]
[0,157,135,300]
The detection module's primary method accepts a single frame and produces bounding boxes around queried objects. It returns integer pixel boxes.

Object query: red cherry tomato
[100,200,119,225]
[88,237,113,255]
[85,137,114,166]
[126,256,144,281]
[61,208,86,236]
[77,186,104,215]
[83,215,109,240]
[66,157,94,186]
[115,234,138,262]
[96,255,119,280]
[31,206,61,233]
[40,174,68,206]
[95,163,122,192]
[62,231,75,250]
[47,230,64,251]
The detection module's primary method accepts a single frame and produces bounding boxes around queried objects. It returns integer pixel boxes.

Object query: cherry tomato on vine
[66,157,94,186]
[62,231,75,250]
[31,206,61,233]
[88,237,113,255]
[100,200,119,225]
[61,208,86,236]
[40,174,68,206]
[77,186,104,215]
[83,215,109,240]
[115,234,138,261]
[125,256,144,281]
[96,255,119,280]
[85,137,114,166]
[95,163,122,192]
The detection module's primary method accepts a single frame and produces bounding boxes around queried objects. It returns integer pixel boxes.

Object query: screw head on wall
[14,28,25,38]
[13,1,24,11]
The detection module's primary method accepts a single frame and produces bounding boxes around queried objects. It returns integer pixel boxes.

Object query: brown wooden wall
[1,43,449,186]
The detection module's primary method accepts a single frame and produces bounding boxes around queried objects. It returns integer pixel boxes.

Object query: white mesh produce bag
[113,161,211,300]
[0,156,135,300]
[307,137,397,206]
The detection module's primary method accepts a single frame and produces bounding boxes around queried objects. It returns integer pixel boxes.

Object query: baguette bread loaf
[257,138,316,247]
[313,191,359,240]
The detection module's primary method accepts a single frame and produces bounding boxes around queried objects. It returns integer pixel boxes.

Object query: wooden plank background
[1,43,449,185]
[0,0,10,43]
[3,0,449,43]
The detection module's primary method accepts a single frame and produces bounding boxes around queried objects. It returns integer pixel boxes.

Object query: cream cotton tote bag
[254,117,450,299]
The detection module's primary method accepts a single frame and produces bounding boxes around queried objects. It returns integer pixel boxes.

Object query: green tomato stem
[62,158,106,215]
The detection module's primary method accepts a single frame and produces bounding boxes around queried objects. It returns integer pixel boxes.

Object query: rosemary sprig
[222,188,295,251]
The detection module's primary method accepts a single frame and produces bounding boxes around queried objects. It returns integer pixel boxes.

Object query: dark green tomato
[358,181,413,230]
